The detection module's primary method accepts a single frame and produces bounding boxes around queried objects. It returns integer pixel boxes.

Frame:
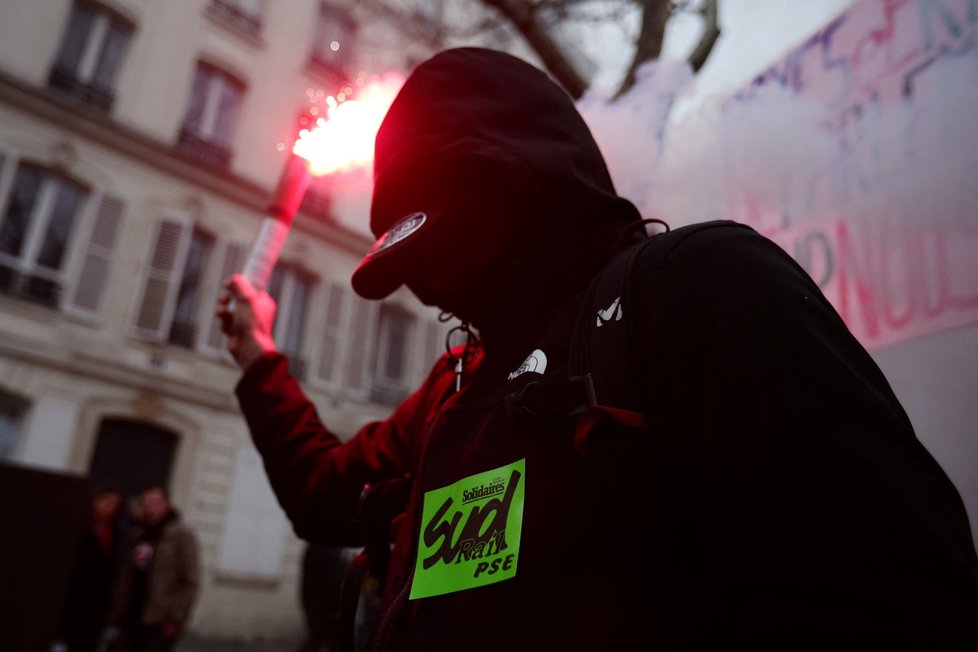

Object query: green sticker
[410,459,526,600]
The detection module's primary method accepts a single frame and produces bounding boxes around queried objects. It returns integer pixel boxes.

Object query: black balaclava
[354,48,641,345]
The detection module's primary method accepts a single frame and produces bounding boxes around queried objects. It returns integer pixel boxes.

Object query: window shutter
[204,240,246,352]
[67,193,124,316]
[375,305,414,384]
[342,296,374,394]
[0,147,18,214]
[314,282,347,386]
[132,215,191,339]
[420,319,444,382]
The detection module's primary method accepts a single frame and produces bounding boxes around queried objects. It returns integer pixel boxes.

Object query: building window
[49,2,133,111]
[0,391,29,460]
[309,4,356,82]
[210,0,264,35]
[0,164,88,308]
[370,303,415,405]
[203,240,246,353]
[268,264,314,380]
[168,230,214,348]
[177,63,245,167]
[313,281,348,388]
[133,217,218,348]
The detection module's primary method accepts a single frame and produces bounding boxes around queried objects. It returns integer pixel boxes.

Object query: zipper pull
[454,356,463,392]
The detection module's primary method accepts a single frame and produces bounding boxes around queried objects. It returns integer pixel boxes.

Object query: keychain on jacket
[445,321,479,392]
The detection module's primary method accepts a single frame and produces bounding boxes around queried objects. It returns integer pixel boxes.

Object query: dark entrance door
[88,418,178,495]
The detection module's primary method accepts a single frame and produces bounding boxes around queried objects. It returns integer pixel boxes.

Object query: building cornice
[0,68,372,256]
[0,330,241,413]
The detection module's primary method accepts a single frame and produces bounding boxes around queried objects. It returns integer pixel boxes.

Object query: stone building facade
[0,0,453,640]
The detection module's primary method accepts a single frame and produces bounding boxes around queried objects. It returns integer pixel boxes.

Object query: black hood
[353,47,640,308]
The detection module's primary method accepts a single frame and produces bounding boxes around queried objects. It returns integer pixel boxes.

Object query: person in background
[51,487,124,652]
[107,485,199,652]
[297,544,350,652]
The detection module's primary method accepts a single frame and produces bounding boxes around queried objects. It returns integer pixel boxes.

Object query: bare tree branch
[687,0,720,73]
[355,0,720,105]
[481,0,590,98]
[615,0,670,98]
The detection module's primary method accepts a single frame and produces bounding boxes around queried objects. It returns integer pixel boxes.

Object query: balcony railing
[210,0,262,35]
[168,320,198,348]
[0,266,61,309]
[48,66,115,112]
[177,129,232,168]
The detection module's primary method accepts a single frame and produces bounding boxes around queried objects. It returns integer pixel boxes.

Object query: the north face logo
[596,296,623,327]
[507,349,548,380]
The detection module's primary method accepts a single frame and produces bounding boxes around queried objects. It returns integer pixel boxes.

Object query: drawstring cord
[444,319,480,392]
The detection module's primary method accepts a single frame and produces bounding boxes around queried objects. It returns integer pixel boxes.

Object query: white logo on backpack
[596,296,622,327]
[507,349,548,380]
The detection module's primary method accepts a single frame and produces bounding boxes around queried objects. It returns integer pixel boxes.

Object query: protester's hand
[217,274,278,371]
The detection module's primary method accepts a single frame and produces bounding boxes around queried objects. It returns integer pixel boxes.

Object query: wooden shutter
[204,240,246,352]
[132,214,191,339]
[314,281,347,386]
[0,147,19,257]
[342,295,375,394]
[0,148,15,212]
[67,193,124,316]
[419,319,444,382]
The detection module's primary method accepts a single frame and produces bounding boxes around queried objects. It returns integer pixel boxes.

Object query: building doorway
[88,418,178,495]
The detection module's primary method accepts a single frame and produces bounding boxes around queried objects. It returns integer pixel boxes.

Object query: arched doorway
[88,418,178,495]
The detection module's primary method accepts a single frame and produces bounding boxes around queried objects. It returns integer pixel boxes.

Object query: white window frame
[76,8,110,84]
[0,157,90,309]
[54,3,132,88]
[182,64,245,146]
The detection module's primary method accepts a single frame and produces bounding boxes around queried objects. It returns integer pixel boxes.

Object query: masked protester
[219,48,978,650]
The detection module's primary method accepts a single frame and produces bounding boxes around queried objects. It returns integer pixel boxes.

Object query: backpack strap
[568,235,656,411]
[504,235,656,420]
